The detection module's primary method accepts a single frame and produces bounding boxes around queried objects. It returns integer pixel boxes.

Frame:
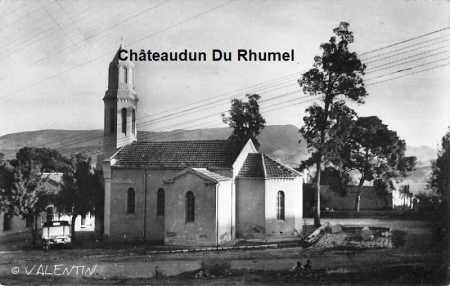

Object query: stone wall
[303,184,393,212]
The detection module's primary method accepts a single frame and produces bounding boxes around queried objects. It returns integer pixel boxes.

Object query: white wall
[217,180,233,244]
[265,177,303,237]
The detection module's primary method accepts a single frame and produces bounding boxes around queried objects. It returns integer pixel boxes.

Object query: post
[143,168,148,240]
[314,160,321,227]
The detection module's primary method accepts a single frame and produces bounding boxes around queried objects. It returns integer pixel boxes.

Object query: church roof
[263,155,301,178]
[111,140,241,169]
[238,153,301,178]
[238,153,265,177]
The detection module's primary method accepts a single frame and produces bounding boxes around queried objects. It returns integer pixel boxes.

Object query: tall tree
[429,127,450,199]
[222,94,266,149]
[58,153,101,240]
[343,116,416,212]
[299,22,367,226]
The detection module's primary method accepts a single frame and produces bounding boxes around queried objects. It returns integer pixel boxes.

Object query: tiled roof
[238,153,264,177]
[237,154,301,178]
[111,140,241,169]
[263,155,300,178]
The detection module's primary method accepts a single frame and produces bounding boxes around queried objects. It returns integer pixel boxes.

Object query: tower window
[277,191,285,220]
[123,67,128,83]
[121,108,127,134]
[157,188,164,216]
[186,191,195,223]
[132,109,136,135]
[127,188,135,214]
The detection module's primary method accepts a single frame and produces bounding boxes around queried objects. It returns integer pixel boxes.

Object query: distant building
[102,44,304,246]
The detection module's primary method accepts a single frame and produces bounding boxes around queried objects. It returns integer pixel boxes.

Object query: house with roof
[101,44,303,246]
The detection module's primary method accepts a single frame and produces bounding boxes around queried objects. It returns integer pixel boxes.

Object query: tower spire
[120,36,125,49]
[103,41,138,158]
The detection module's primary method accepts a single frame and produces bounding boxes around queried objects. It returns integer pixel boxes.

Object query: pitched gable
[237,153,301,178]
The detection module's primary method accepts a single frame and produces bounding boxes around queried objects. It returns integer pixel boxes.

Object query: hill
[0,125,308,167]
[0,126,435,192]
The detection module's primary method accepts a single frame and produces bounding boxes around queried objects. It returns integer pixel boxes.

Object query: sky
[0,0,449,148]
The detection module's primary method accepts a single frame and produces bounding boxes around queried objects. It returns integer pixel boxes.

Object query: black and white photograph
[0,0,449,285]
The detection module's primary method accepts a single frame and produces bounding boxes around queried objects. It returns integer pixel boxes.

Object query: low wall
[304,184,392,212]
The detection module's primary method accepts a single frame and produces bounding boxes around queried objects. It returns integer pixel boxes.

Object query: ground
[0,218,448,285]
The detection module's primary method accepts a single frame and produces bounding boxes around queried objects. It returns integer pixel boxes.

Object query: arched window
[121,108,127,134]
[109,107,115,133]
[127,188,135,214]
[157,188,164,216]
[123,66,128,83]
[277,191,285,220]
[186,191,195,223]
[132,109,136,135]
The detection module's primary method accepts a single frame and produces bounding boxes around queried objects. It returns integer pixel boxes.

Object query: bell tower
[103,41,138,158]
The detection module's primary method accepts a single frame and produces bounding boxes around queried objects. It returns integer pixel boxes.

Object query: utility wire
[0,0,237,102]
[29,57,450,151]
[359,26,450,56]
[6,27,450,149]
[136,46,450,127]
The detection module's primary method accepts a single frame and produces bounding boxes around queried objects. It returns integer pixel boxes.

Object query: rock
[329,224,343,233]
[361,227,374,241]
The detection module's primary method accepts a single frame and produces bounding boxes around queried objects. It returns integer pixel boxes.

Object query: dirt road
[0,219,446,285]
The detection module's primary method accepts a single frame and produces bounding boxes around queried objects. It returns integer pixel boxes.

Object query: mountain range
[0,125,436,193]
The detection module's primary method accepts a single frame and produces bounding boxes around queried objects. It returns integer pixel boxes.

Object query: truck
[41,220,72,250]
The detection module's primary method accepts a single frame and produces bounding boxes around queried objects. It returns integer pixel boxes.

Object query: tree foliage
[11,147,69,176]
[341,116,416,211]
[429,127,450,198]
[299,22,367,225]
[58,153,103,238]
[222,94,266,149]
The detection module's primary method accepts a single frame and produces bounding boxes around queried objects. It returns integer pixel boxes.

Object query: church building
[102,44,304,246]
